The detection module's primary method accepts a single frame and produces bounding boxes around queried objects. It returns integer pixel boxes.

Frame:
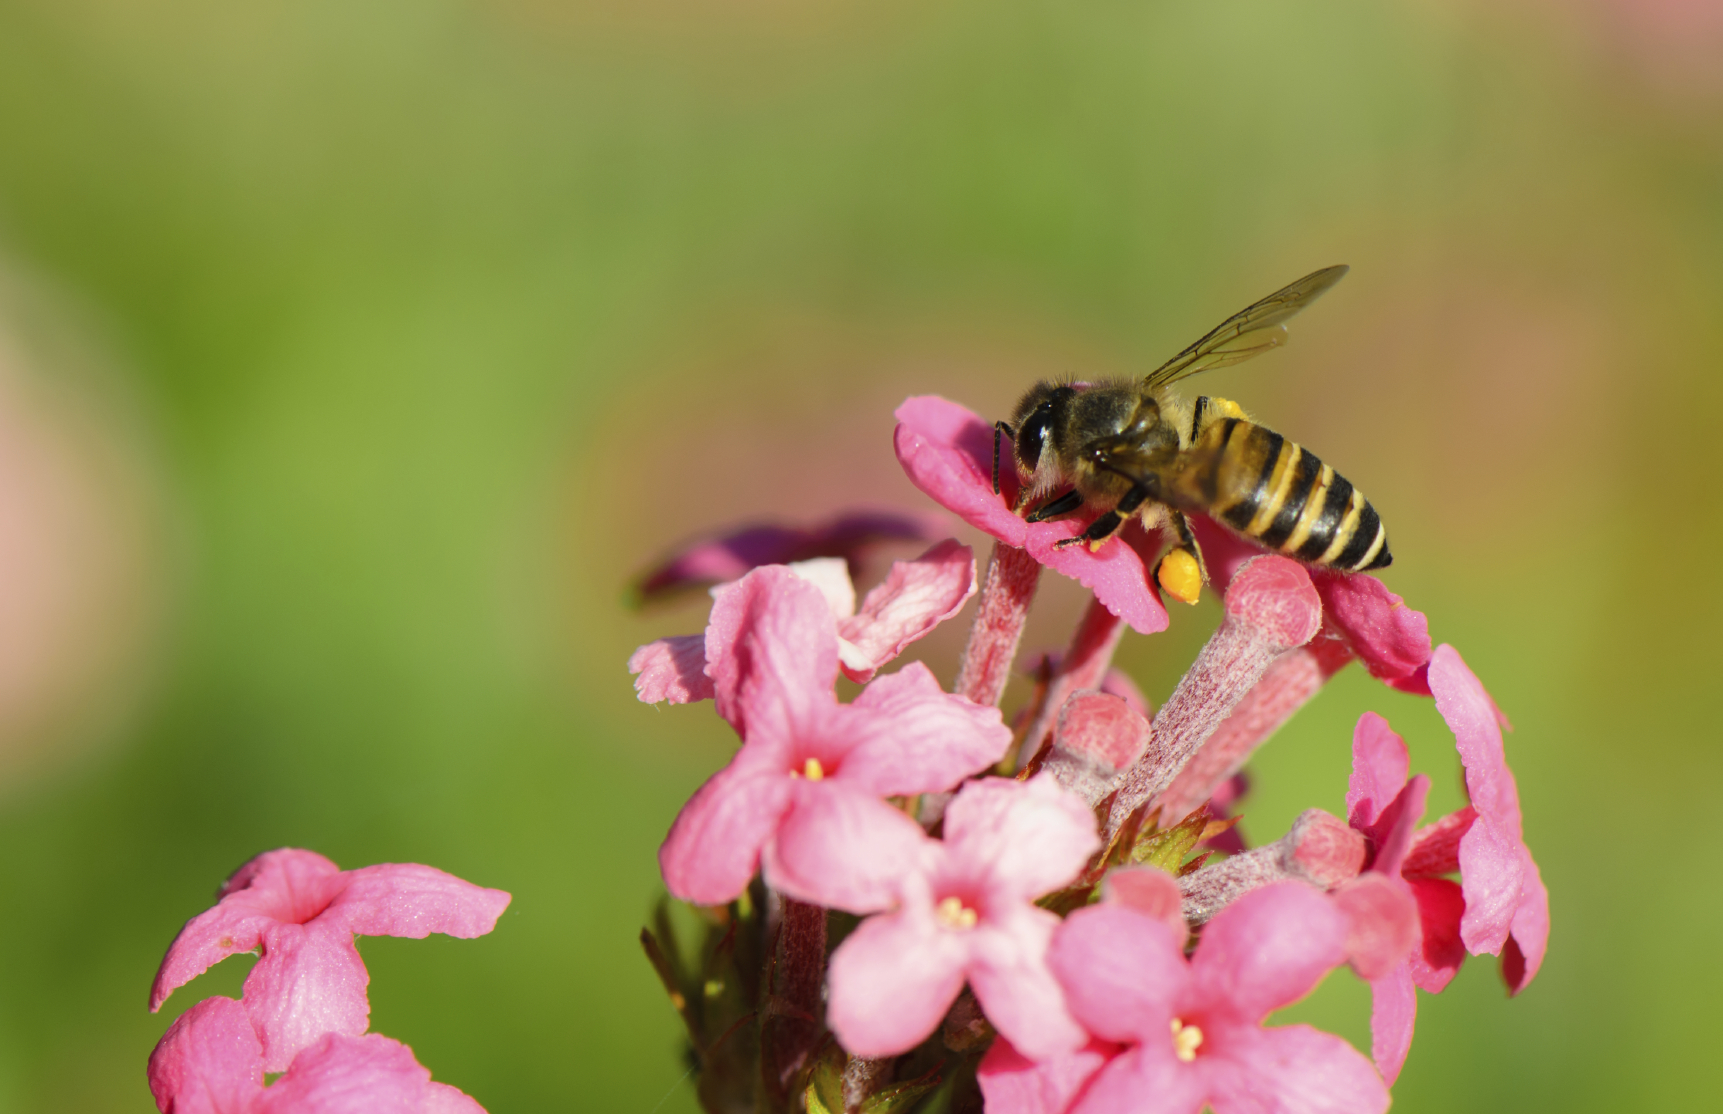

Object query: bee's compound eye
[1017,409,1053,465]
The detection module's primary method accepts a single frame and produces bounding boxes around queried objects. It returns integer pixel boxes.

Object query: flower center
[789,758,826,780]
[935,896,979,930]
[1170,1018,1204,1062]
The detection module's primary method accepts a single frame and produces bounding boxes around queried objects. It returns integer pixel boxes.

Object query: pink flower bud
[1042,692,1154,807]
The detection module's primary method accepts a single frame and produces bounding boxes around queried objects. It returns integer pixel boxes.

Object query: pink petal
[1024,524,1169,636]
[826,903,970,1058]
[658,756,795,905]
[1191,883,1349,1023]
[151,850,346,1013]
[253,1033,443,1114]
[325,864,511,940]
[978,1037,1120,1114]
[628,635,714,705]
[242,919,373,1074]
[1070,1043,1206,1114]
[1401,808,1474,877]
[835,539,977,682]
[941,776,1099,904]
[1101,867,1189,944]
[1049,904,1188,1045]
[1368,775,1429,881]
[1331,874,1420,980]
[1312,573,1433,695]
[1406,877,1466,994]
[785,557,857,619]
[892,397,1167,635]
[704,567,840,740]
[1502,854,1549,995]
[892,396,1031,544]
[632,508,948,602]
[1208,1023,1390,1114]
[969,906,1089,1059]
[424,1082,490,1114]
[147,996,264,1114]
[760,783,928,914]
[1429,646,1523,841]
[1369,963,1417,1086]
[836,663,1011,796]
[1345,713,1409,831]
[1429,682,1525,957]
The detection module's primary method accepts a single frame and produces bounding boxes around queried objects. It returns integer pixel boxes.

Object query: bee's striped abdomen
[1205,418,1390,571]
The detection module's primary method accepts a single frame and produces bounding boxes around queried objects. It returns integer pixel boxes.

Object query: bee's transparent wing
[1143,265,1349,389]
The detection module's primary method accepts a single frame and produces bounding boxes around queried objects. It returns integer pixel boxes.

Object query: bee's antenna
[992,421,1013,496]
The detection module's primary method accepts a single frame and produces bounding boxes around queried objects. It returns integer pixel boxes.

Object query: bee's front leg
[1024,489,1085,523]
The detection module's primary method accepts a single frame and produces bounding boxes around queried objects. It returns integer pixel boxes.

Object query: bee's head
[1009,383,1076,474]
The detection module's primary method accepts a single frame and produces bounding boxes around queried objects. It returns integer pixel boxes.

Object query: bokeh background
[0,0,1717,1109]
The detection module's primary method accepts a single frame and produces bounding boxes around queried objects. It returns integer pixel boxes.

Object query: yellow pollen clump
[935,896,980,930]
[1170,1018,1204,1062]
[1158,549,1203,606]
[792,758,825,780]
[1209,397,1246,420]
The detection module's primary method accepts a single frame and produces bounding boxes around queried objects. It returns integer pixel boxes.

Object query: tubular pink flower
[149,850,511,1074]
[630,540,976,703]
[1044,883,1390,1114]
[147,996,485,1114]
[1106,556,1323,838]
[632,507,949,603]
[819,777,1100,1060]
[657,567,1010,906]
[978,1037,1123,1114]
[1343,678,1548,1084]
[1427,645,1548,991]
[1015,599,1129,770]
[892,396,1169,636]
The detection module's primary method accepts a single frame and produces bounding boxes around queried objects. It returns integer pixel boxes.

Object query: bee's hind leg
[1153,509,1208,606]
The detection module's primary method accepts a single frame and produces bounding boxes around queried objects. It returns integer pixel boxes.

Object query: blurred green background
[0,0,1717,1109]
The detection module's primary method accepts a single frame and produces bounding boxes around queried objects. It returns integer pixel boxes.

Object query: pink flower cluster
[630,395,1548,1112]
[147,849,510,1113]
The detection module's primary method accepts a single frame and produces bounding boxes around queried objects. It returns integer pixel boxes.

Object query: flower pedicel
[629,385,1548,1112]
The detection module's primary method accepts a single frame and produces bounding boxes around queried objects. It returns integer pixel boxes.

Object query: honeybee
[993,265,1389,604]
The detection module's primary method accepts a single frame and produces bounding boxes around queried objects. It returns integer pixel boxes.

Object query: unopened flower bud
[1042,691,1154,806]
[1178,809,1364,925]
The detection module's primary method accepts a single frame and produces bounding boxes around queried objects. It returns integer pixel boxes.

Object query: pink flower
[631,507,948,603]
[657,566,1011,905]
[149,850,511,1073]
[992,882,1388,1114]
[811,777,1099,1060]
[630,538,976,702]
[1345,648,1549,1084]
[148,995,484,1114]
[892,396,1169,635]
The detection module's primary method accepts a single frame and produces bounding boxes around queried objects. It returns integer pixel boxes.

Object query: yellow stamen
[795,758,824,780]
[1170,1018,1204,1062]
[935,896,979,930]
[1157,549,1203,606]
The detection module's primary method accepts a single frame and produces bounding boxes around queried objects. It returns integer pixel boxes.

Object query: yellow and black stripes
[1206,418,1390,571]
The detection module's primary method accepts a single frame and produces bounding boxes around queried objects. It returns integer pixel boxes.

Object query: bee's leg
[1051,509,1125,551]
[1153,509,1209,605]
[992,421,1014,496]
[1024,489,1085,523]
